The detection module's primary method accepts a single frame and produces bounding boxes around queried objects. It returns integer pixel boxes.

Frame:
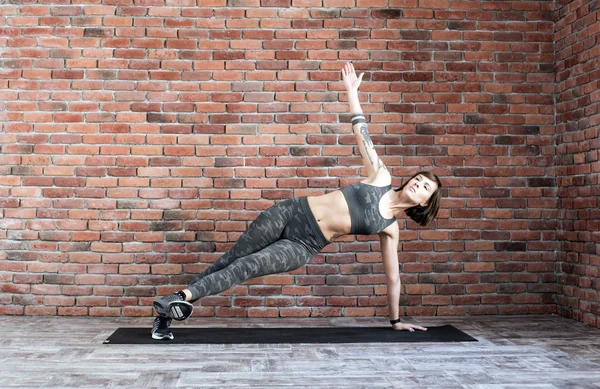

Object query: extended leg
[187,239,314,301]
[154,200,297,319]
[191,199,296,282]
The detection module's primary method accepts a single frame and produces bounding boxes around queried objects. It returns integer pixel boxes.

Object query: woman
[152,63,442,340]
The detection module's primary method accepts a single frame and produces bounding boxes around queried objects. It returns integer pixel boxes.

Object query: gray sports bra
[340,182,397,235]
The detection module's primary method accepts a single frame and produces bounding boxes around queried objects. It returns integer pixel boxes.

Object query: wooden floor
[1,315,599,389]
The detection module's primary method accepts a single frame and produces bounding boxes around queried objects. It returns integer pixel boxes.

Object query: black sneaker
[153,293,194,321]
[167,300,194,321]
[151,315,173,340]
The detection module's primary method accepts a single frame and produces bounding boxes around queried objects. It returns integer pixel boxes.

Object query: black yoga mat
[104,325,477,344]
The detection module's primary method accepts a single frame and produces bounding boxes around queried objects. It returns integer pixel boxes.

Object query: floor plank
[0,315,598,388]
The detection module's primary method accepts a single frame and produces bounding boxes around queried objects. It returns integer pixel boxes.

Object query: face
[404,174,438,206]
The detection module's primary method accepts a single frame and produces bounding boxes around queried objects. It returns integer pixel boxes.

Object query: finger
[409,328,414,332]
[350,63,355,74]
[358,72,364,81]
[415,326,427,331]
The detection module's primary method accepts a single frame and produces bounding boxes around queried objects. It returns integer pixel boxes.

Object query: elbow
[386,276,400,285]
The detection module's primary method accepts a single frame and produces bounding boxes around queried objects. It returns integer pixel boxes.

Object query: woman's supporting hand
[342,62,364,92]
[392,322,428,332]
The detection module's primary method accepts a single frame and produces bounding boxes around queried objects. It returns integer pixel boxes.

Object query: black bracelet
[351,118,367,126]
[390,318,402,325]
[350,114,365,120]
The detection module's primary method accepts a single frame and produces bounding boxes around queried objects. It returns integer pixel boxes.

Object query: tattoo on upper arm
[359,124,375,166]
[329,233,343,243]
[359,124,385,170]
[359,124,373,148]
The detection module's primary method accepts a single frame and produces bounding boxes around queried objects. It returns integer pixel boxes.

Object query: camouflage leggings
[187,197,329,301]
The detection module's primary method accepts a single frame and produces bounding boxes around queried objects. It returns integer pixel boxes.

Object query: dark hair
[394,171,442,226]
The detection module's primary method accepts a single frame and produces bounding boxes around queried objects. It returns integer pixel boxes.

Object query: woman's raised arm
[342,63,387,178]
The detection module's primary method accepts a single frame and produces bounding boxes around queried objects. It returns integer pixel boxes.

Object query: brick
[261,0,290,6]
[0,3,593,325]
[372,9,402,18]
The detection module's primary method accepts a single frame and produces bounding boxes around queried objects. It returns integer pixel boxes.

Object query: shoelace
[154,316,170,331]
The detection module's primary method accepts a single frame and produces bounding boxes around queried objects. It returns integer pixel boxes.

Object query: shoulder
[378,221,399,241]
[360,168,392,187]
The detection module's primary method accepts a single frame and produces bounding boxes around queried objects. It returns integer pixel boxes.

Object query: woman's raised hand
[342,62,364,92]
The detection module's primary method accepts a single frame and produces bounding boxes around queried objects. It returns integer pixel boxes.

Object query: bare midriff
[306,190,352,242]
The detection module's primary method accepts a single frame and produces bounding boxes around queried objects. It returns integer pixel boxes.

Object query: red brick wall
[0,1,558,318]
[555,0,600,329]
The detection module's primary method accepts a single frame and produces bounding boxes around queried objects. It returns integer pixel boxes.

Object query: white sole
[152,332,174,340]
